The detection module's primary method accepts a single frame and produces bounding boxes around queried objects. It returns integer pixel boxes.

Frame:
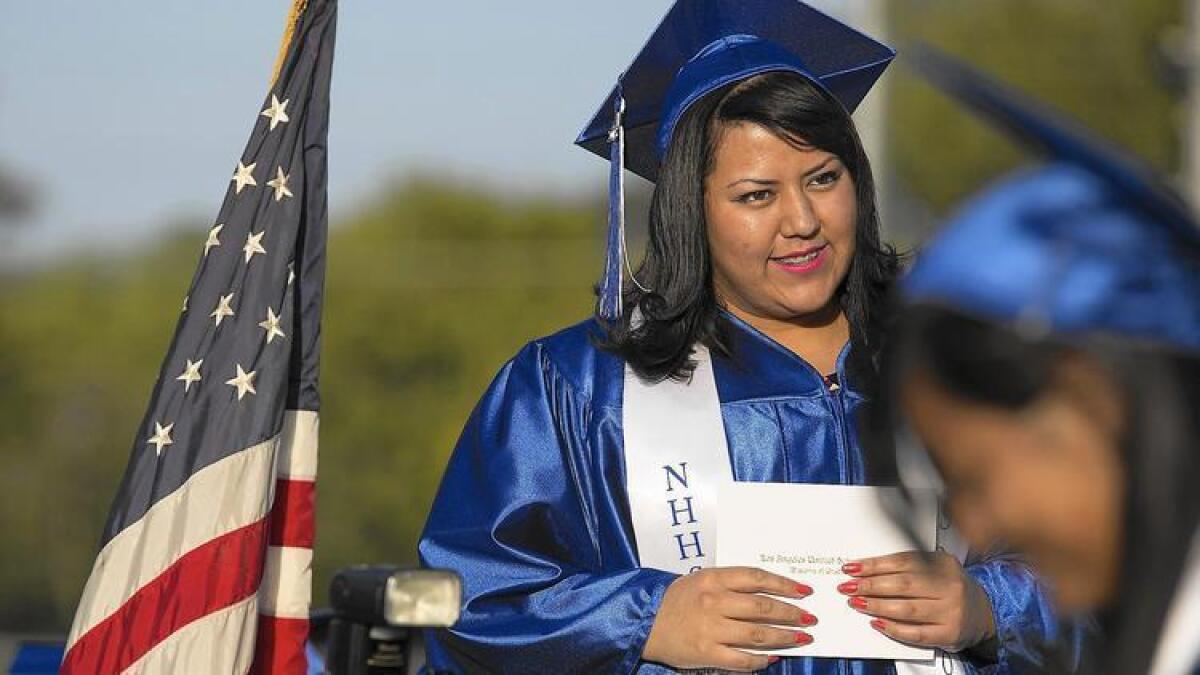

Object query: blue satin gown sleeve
[964,556,1091,673]
[418,343,678,674]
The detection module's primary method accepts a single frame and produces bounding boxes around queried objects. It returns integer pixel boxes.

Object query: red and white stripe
[62,410,318,675]
[253,410,318,675]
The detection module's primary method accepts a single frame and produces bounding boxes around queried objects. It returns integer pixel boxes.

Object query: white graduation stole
[623,344,731,575]
[622,344,968,673]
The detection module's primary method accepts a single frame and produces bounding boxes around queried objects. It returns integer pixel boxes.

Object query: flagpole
[271,0,311,87]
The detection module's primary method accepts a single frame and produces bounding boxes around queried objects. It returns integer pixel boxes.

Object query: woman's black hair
[599,71,900,391]
[867,304,1200,675]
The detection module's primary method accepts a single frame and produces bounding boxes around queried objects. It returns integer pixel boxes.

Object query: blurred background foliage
[889,0,1185,218]
[0,178,610,630]
[0,0,1190,630]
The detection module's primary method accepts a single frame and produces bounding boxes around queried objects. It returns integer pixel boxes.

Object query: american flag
[61,1,336,672]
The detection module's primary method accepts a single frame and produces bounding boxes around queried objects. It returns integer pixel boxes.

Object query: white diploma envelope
[716,482,938,661]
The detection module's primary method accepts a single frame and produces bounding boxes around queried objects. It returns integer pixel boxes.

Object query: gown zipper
[824,372,854,675]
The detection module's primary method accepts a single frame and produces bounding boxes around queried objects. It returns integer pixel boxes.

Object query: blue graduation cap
[902,47,1200,352]
[576,0,895,321]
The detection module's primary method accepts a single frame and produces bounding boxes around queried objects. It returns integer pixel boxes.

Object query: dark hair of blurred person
[870,304,1200,674]
[862,45,1200,675]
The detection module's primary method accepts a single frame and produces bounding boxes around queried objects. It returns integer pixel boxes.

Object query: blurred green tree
[0,179,606,631]
[889,0,1185,220]
[316,179,605,591]
[0,235,210,628]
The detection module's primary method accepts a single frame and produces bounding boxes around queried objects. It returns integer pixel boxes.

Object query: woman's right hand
[642,567,817,672]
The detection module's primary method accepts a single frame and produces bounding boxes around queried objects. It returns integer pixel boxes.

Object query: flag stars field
[243,230,267,263]
[259,308,286,344]
[211,293,235,327]
[267,166,292,201]
[177,359,203,392]
[261,94,290,131]
[225,364,257,400]
[147,422,174,457]
[204,224,224,256]
[232,161,257,194]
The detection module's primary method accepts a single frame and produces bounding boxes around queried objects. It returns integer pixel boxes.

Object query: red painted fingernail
[871,619,888,631]
[795,583,813,595]
[799,611,818,627]
[849,596,869,610]
[768,655,781,664]
[836,580,859,594]
[842,562,863,575]
[795,632,813,645]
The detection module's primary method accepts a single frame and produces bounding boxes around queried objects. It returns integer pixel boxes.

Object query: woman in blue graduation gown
[865,52,1200,675]
[420,2,1072,673]
[421,314,1072,673]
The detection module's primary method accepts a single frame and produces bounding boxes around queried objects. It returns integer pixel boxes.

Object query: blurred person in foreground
[417,2,1078,673]
[868,49,1200,675]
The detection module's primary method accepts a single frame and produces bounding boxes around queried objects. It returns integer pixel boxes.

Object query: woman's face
[703,122,857,323]
[900,361,1125,613]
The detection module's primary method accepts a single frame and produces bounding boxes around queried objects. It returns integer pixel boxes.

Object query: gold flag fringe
[270,0,310,88]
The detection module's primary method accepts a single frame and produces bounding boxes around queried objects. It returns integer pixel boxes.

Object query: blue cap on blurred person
[576,0,895,321]
[903,47,1200,352]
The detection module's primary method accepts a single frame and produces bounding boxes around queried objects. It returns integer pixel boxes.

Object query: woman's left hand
[837,551,996,653]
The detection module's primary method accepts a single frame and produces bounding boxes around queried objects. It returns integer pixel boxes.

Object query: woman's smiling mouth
[771,244,829,273]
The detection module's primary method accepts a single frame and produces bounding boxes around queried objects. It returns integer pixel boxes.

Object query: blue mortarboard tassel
[599,90,627,322]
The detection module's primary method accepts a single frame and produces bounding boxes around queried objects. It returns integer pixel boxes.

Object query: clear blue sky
[0,0,862,266]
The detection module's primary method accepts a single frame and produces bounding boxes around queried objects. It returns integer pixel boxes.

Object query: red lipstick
[770,244,828,274]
